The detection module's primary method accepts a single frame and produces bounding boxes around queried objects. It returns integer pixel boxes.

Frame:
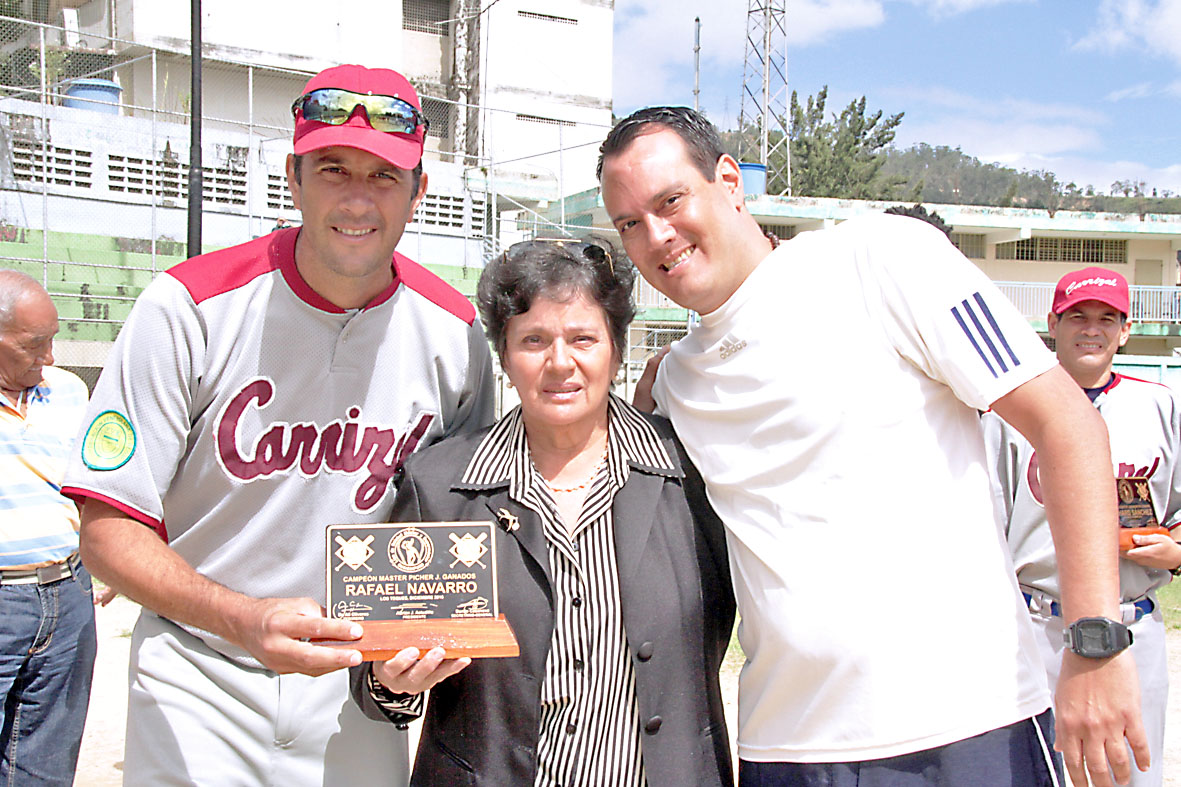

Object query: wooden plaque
[322,522,519,660]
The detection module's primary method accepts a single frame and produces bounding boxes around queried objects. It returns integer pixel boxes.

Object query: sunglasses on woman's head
[533,237,614,275]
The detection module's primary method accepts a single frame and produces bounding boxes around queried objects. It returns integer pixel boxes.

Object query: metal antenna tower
[693,16,701,112]
[737,0,791,195]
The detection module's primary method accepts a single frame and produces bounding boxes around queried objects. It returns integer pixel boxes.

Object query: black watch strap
[1063,617,1133,658]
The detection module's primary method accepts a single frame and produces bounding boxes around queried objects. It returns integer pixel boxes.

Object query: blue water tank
[63,79,122,114]
[738,162,767,196]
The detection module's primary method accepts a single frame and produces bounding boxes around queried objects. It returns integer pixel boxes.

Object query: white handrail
[995,282,1181,322]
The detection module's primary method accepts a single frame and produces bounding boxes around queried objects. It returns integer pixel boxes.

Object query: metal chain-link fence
[0,9,670,404]
[0,13,308,377]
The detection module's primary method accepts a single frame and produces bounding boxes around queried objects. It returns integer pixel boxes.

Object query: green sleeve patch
[81,410,137,470]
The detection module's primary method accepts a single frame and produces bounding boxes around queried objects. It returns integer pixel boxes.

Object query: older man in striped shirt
[0,269,94,786]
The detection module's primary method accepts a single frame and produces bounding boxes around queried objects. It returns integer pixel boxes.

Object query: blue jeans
[0,564,97,786]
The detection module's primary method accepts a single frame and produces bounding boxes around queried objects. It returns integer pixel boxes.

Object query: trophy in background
[1116,477,1170,551]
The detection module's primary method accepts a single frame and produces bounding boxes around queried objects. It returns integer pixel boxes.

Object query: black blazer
[352,410,735,786]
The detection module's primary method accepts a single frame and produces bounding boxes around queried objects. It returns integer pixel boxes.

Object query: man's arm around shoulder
[992,365,1149,787]
[80,499,363,675]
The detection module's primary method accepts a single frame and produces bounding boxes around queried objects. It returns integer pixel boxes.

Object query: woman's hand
[1125,532,1181,571]
[633,346,671,413]
[373,646,472,695]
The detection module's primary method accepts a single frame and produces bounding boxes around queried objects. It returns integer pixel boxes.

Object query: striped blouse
[458,394,676,787]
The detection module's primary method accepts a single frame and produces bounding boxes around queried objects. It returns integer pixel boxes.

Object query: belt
[1022,591,1154,624]
[0,552,81,586]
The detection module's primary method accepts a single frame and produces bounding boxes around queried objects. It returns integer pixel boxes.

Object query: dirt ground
[73,597,1181,785]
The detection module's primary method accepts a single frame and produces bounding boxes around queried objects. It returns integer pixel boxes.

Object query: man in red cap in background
[62,64,494,784]
[986,267,1181,786]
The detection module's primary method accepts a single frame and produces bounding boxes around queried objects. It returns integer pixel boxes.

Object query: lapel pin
[496,508,520,533]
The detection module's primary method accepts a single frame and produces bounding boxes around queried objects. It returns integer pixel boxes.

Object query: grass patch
[723,619,745,672]
[1157,579,1181,630]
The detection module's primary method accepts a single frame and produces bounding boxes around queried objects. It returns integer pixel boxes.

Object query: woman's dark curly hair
[477,236,636,362]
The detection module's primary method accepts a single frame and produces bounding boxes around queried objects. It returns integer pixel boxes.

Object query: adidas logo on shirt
[720,335,748,360]
[949,292,1021,379]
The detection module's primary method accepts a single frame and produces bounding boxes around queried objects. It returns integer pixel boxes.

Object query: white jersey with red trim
[63,228,495,664]
[651,214,1057,762]
[986,372,1181,602]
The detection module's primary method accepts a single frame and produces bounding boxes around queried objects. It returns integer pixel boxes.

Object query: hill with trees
[720,87,1181,215]
[881,144,1181,216]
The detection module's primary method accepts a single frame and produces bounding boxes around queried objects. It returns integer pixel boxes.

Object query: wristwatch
[1063,617,1133,658]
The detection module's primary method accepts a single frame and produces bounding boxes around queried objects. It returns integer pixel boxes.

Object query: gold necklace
[543,445,608,494]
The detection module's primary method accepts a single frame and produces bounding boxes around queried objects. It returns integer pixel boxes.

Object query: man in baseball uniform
[62,64,494,785]
[986,267,1181,786]
[599,106,1145,787]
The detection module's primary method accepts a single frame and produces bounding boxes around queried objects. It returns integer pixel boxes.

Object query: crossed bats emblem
[449,532,489,568]
[334,534,375,571]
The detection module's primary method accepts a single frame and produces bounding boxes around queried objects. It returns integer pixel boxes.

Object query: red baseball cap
[1052,266,1130,315]
[292,64,425,169]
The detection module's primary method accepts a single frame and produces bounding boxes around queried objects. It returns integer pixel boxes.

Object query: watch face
[1069,617,1130,658]
[1076,621,1112,655]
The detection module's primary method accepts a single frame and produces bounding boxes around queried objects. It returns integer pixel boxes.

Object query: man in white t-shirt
[987,267,1181,787]
[598,106,1146,787]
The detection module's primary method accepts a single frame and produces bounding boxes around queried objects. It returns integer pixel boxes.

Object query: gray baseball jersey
[63,228,495,665]
[985,372,1181,602]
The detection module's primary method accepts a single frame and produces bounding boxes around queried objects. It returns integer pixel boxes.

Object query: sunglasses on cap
[291,88,429,135]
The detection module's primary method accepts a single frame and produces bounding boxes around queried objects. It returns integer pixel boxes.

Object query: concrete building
[747,196,1181,358]
[0,0,614,384]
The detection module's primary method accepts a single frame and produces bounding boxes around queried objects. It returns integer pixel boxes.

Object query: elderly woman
[350,238,735,786]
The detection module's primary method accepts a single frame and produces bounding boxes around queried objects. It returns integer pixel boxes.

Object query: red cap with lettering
[1052,267,1129,316]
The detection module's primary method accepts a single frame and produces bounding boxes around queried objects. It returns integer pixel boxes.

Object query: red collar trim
[278,229,402,313]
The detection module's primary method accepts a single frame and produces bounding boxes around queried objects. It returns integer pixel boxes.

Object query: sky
[612,0,1181,196]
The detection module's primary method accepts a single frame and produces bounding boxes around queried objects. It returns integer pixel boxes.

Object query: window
[515,113,574,127]
[758,223,796,244]
[950,232,985,259]
[995,236,1126,265]
[518,10,578,25]
[11,138,92,188]
[414,192,486,234]
[267,173,295,211]
[631,322,687,356]
[403,0,449,34]
[108,154,245,206]
[1084,239,1124,264]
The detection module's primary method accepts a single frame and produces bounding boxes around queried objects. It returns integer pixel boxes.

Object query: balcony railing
[995,282,1181,322]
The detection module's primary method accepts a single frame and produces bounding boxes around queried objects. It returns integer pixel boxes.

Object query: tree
[881,144,1027,206]
[1111,179,1146,198]
[1000,180,1019,208]
[1026,170,1063,215]
[786,86,905,199]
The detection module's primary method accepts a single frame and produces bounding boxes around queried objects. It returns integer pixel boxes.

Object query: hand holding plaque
[1116,477,1170,551]
[322,522,519,661]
